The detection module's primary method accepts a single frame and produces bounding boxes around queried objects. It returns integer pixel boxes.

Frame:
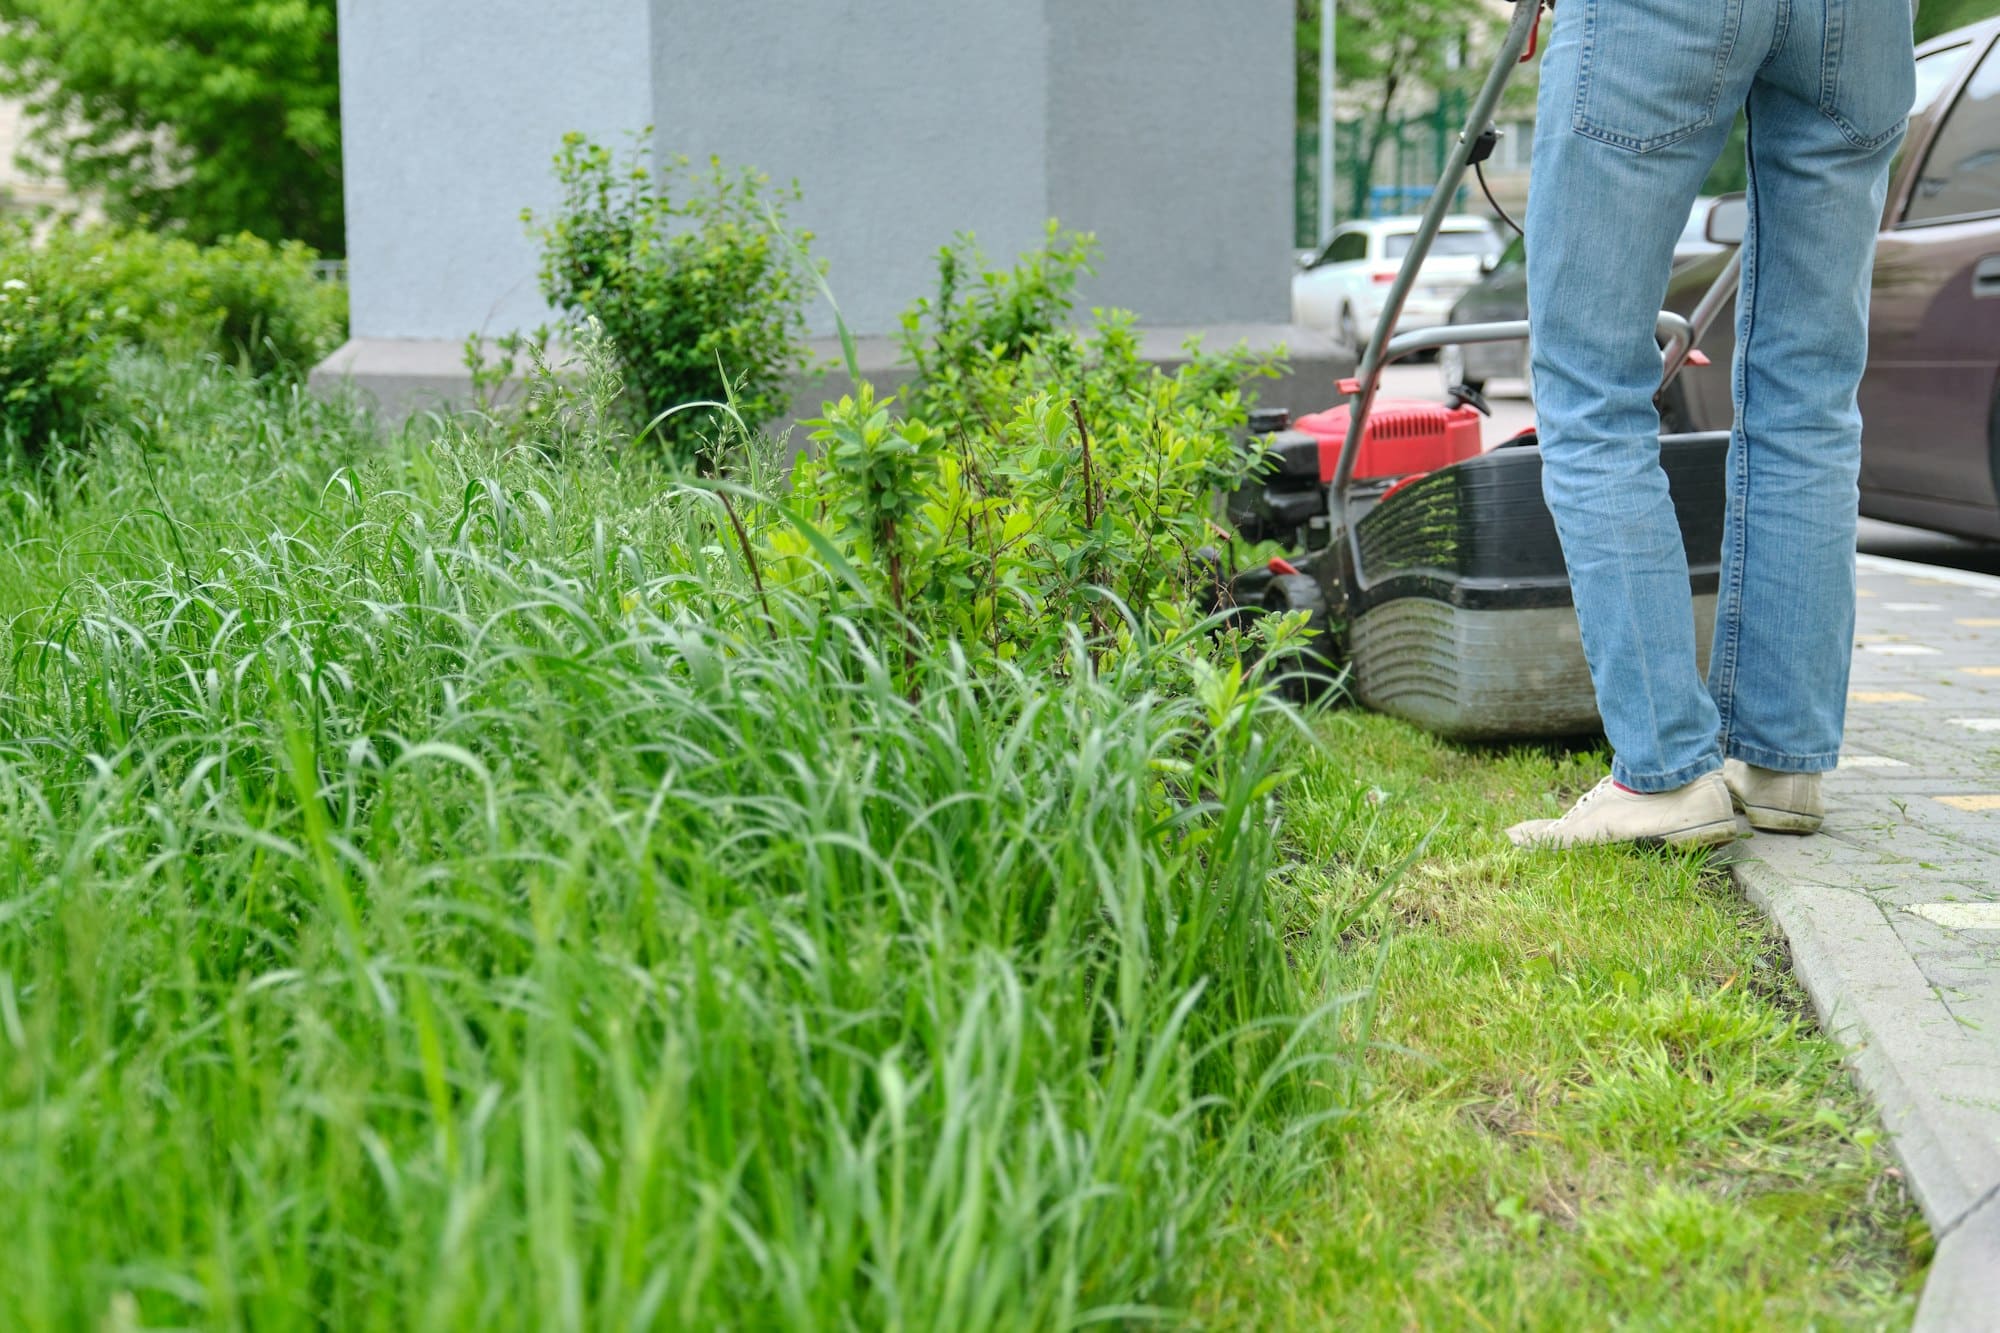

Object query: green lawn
[1199,713,1928,1328]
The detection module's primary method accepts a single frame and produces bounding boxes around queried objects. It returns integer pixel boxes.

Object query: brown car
[1665,17,2000,541]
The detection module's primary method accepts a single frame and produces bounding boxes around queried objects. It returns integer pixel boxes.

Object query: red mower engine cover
[1294,399,1484,484]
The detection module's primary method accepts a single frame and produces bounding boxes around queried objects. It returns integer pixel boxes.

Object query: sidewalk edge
[1913,1191,2000,1333]
[1730,855,2000,1329]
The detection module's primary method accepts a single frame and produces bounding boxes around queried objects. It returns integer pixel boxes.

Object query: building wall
[1047,0,1293,324]
[335,0,1295,342]
[336,0,653,340]
[649,0,1053,338]
[0,99,78,211]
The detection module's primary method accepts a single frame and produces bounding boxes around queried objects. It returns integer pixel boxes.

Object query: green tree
[0,0,342,251]
[1917,0,2000,42]
[1296,0,1502,216]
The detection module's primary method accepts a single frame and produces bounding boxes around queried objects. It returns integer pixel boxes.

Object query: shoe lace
[1560,776,1618,822]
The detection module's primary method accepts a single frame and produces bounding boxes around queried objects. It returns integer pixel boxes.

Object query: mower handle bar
[1329,315,1696,496]
[1368,310,1696,383]
[1334,0,1543,506]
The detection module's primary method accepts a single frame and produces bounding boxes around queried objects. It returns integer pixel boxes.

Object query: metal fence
[1295,97,1474,246]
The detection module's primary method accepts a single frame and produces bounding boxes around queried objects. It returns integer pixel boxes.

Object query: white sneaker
[1722,758,1824,834]
[1507,772,1743,850]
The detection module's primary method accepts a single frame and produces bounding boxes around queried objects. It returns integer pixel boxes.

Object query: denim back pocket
[1572,0,1747,153]
[1820,0,1916,149]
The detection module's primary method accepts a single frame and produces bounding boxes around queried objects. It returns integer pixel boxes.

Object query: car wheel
[1439,343,1483,396]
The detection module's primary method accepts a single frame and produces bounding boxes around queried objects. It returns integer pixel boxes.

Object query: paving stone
[1914,1197,2000,1333]
[1733,554,2000,1326]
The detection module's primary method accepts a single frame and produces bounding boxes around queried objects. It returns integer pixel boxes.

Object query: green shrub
[899,220,1098,424]
[12,224,347,384]
[44,225,346,378]
[173,232,349,377]
[527,132,811,465]
[0,226,115,455]
[775,227,1282,665]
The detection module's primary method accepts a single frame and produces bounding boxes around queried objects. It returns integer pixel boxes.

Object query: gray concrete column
[316,0,1344,422]
[650,0,1053,339]
[335,0,653,341]
[1046,0,1294,324]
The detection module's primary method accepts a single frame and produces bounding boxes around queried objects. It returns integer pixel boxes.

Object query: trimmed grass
[1199,713,1928,1329]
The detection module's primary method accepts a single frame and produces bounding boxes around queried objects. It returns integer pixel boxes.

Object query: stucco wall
[336,0,652,340]
[651,0,1052,338]
[1047,1,1293,324]
[335,0,1293,342]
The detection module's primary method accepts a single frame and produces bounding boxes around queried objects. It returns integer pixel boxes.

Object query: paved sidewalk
[1728,553,2000,1330]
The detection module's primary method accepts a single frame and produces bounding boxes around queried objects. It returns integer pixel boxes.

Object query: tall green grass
[0,355,1362,1329]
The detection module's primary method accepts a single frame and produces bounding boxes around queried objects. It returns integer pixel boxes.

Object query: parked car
[1439,198,1723,397]
[1672,196,1726,268]
[1292,215,1500,349]
[1439,233,1529,396]
[1664,17,2000,541]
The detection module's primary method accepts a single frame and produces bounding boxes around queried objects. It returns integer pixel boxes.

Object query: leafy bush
[775,227,1281,664]
[899,220,1098,424]
[526,133,811,465]
[0,222,345,455]
[38,225,347,378]
[171,232,349,377]
[0,230,114,456]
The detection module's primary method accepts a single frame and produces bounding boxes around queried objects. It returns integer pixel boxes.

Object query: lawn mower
[1226,0,1744,741]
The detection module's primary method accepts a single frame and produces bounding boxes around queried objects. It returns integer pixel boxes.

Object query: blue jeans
[1527,0,1914,791]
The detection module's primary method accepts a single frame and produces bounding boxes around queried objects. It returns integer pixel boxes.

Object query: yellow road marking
[1907,903,2000,930]
[1935,794,2000,812]
[1850,691,1926,703]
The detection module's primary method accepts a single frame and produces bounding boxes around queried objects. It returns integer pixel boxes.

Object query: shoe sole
[1726,790,1824,835]
[1514,814,1747,850]
[1737,804,1823,835]
[1639,816,1751,850]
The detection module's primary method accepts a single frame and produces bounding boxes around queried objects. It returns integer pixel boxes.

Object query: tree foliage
[1916,0,2000,43]
[1295,0,1503,212]
[0,0,343,251]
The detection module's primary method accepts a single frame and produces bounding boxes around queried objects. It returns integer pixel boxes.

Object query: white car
[1292,215,1502,349]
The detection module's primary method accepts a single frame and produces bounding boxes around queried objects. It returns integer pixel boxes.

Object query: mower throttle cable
[1467,126,1525,240]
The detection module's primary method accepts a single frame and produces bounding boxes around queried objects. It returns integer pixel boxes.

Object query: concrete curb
[1917,1194,2000,1332]
[1855,550,2000,595]
[1729,855,2000,1329]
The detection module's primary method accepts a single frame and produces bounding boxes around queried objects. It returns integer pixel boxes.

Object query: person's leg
[1708,2,1913,779]
[1526,0,1770,793]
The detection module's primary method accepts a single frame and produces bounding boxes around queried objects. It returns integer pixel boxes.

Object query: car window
[1383,229,1492,260]
[1905,39,2000,225]
[1322,230,1368,265]
[1677,199,1715,247]
[1913,43,1973,117]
